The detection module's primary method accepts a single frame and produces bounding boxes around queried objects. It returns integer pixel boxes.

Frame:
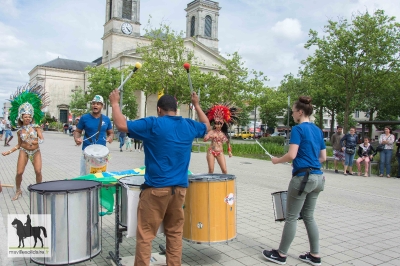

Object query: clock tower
[102,0,142,63]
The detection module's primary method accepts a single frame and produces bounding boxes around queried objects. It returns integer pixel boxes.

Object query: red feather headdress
[206,104,240,125]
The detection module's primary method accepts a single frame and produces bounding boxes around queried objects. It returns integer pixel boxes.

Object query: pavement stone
[0,131,400,265]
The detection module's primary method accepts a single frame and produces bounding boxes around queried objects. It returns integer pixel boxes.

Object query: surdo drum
[183,174,237,244]
[29,180,102,265]
[84,144,109,174]
[118,176,164,237]
[271,191,303,222]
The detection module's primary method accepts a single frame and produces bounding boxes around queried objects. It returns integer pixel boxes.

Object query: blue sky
[1,0,399,115]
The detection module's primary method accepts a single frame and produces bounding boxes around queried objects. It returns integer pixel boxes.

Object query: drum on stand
[183,174,237,244]
[29,180,102,265]
[271,191,302,222]
[84,144,109,174]
[119,175,145,227]
[118,176,164,237]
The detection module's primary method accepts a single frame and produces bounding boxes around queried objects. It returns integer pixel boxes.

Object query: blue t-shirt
[77,114,112,150]
[290,122,326,176]
[127,115,207,188]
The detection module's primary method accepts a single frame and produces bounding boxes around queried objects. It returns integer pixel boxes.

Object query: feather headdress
[206,103,240,126]
[9,84,50,126]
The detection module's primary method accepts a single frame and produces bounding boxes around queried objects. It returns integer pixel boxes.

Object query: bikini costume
[19,125,42,162]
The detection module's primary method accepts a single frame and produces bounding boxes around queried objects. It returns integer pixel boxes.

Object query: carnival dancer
[204,104,239,174]
[109,89,210,266]
[2,84,49,201]
[262,96,326,265]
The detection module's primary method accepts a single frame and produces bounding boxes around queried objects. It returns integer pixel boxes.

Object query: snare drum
[84,144,109,174]
[118,176,164,237]
[29,180,102,265]
[271,191,303,221]
[183,174,237,244]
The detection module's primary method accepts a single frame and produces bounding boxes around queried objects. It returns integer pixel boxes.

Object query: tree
[303,10,400,132]
[135,23,200,110]
[69,87,88,118]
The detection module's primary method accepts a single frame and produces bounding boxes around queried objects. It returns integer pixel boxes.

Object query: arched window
[190,16,195,37]
[205,15,212,37]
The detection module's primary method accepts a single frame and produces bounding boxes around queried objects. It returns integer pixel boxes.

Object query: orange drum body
[183,174,237,244]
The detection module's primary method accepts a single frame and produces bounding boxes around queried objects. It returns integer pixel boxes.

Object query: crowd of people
[331,125,400,178]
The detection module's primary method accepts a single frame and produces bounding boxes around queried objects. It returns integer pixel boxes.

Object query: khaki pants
[135,187,186,266]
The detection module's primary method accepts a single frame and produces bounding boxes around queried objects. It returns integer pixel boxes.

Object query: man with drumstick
[109,89,210,266]
[73,95,113,176]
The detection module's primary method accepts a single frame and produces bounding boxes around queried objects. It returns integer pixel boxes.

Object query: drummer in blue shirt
[109,89,210,266]
[74,95,114,176]
[262,96,326,266]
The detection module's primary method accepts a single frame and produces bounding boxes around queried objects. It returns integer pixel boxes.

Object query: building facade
[28,0,224,123]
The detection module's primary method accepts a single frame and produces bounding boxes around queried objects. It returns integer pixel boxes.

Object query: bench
[324,156,378,176]
[192,143,207,153]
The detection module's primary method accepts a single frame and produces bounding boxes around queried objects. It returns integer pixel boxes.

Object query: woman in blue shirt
[262,96,326,266]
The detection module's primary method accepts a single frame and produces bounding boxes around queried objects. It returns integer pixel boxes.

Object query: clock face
[121,23,133,35]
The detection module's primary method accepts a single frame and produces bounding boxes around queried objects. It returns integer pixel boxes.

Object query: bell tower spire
[185,0,221,51]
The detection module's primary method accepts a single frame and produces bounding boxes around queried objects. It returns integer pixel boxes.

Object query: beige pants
[134,186,186,266]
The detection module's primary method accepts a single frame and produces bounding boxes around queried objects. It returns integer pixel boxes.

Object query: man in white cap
[73,95,114,176]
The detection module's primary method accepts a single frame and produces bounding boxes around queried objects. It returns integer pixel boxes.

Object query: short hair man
[74,95,114,176]
[331,125,345,173]
[109,89,210,266]
[4,116,13,146]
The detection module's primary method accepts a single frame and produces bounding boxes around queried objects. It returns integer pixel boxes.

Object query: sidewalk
[1,131,400,265]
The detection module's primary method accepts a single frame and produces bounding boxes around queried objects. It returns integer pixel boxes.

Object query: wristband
[38,138,44,144]
[228,146,232,152]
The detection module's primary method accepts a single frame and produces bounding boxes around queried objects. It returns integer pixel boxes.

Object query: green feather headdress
[9,84,50,127]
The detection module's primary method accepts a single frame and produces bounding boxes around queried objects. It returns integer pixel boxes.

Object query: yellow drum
[183,174,237,244]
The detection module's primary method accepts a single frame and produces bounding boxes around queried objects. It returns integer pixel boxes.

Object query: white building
[28,0,225,123]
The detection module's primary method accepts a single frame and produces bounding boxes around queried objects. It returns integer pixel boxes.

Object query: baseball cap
[92,95,104,104]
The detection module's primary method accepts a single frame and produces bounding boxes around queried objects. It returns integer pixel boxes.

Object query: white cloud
[0,0,19,17]
[271,18,303,40]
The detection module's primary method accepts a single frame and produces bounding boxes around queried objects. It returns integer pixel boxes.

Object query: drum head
[119,175,145,186]
[84,144,109,157]
[28,180,101,192]
[188,173,236,182]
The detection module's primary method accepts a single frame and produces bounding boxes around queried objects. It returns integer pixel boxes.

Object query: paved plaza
[1,131,400,266]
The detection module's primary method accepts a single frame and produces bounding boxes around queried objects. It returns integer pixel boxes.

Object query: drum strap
[292,168,319,196]
[85,115,103,144]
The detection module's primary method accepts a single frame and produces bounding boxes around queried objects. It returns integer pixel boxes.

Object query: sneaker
[120,149,123,152]
[262,250,286,265]
[299,252,321,266]
[334,169,339,173]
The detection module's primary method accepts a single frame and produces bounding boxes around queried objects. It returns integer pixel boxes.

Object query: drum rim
[188,173,236,181]
[28,180,102,192]
[84,144,110,157]
[271,190,288,195]
[118,176,145,186]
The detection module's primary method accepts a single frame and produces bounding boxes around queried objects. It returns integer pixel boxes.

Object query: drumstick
[255,140,274,158]
[1,184,14,188]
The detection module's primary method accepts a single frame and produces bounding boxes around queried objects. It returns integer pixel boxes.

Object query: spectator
[330,125,345,173]
[340,127,358,176]
[355,137,376,177]
[378,126,395,178]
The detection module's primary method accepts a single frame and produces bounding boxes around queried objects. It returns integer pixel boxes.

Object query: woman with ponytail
[262,96,326,266]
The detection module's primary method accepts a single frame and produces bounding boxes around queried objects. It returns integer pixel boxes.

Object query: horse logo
[11,215,47,248]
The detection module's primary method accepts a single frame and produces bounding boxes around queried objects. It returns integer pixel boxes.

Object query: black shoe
[262,250,286,265]
[299,252,321,266]
[335,169,339,173]
[120,149,123,152]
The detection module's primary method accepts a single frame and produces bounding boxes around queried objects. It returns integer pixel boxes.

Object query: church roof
[39,57,96,72]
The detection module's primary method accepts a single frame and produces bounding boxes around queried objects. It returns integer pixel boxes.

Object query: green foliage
[69,87,88,117]
[259,136,286,145]
[300,10,400,133]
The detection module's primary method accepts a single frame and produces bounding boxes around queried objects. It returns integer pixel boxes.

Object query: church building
[28,0,224,123]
